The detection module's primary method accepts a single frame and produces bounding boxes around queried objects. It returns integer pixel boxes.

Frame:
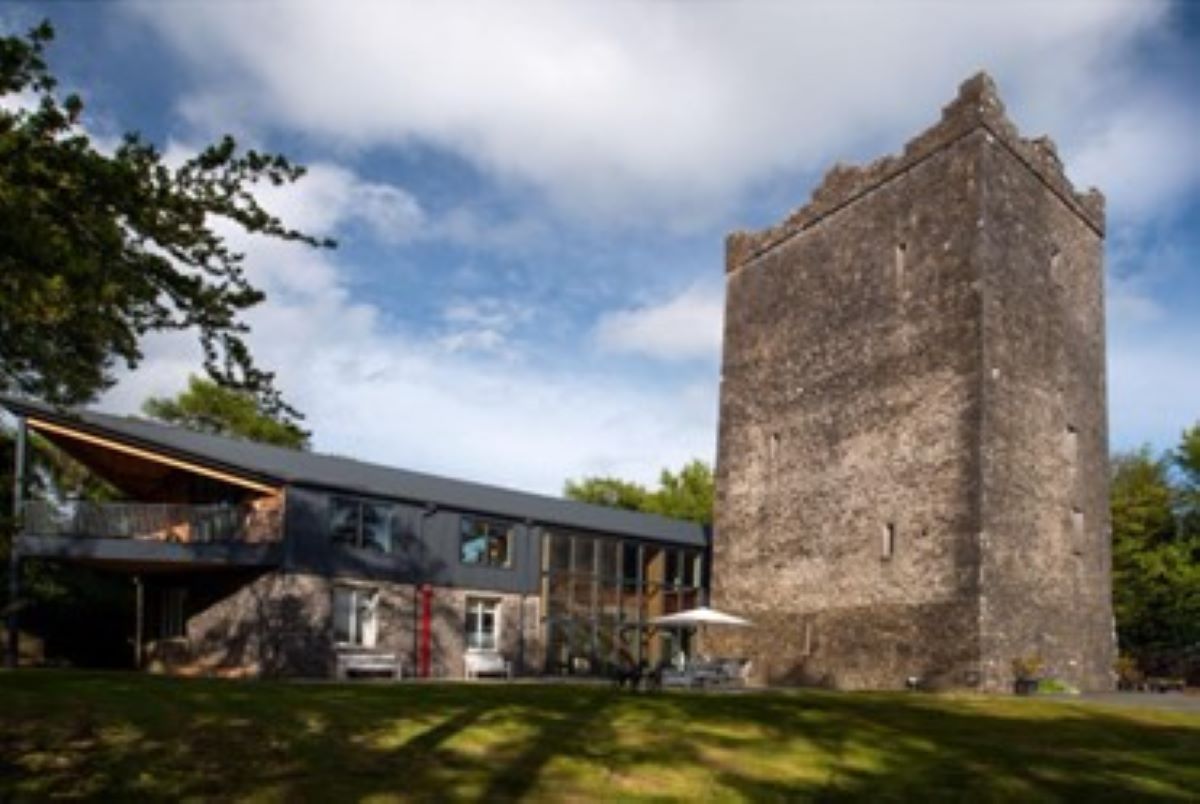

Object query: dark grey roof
[1,395,707,547]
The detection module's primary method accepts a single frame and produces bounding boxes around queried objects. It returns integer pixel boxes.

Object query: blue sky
[4,1,1199,494]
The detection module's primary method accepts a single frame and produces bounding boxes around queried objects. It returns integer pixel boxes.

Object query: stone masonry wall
[147,570,540,679]
[974,110,1114,691]
[713,74,1113,691]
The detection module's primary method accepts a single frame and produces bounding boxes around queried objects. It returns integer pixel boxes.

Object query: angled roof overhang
[1,395,710,547]
[2,396,283,497]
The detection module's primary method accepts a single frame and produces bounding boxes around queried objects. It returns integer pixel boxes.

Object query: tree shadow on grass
[649,690,1200,801]
[1,672,1199,802]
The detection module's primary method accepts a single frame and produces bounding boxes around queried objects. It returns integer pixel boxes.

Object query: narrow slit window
[768,432,781,463]
[882,523,896,560]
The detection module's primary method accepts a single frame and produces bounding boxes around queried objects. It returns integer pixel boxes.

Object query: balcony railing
[21,500,283,544]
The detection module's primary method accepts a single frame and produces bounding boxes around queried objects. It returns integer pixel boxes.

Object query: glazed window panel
[665,550,682,588]
[330,498,361,547]
[597,581,621,617]
[571,575,595,616]
[460,516,515,567]
[330,497,393,553]
[621,543,641,584]
[361,503,392,552]
[683,551,701,587]
[465,597,499,651]
[333,586,378,647]
[549,533,571,571]
[573,536,595,574]
[598,540,619,580]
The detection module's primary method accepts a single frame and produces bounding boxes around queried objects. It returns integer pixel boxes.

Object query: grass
[1,671,1198,802]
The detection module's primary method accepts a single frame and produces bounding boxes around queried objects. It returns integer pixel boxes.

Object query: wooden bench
[336,651,403,680]
[464,651,512,680]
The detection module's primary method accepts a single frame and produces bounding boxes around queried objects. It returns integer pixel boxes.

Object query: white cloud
[125,1,1190,227]
[436,297,533,358]
[1069,93,1200,222]
[99,159,717,493]
[595,284,724,362]
[244,160,426,243]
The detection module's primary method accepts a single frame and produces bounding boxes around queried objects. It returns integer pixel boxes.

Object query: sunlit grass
[0,670,1197,801]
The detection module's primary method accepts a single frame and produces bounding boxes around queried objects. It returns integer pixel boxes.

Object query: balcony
[17,499,285,569]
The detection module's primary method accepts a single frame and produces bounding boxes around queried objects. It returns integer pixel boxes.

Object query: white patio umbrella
[648,606,751,663]
[648,606,751,628]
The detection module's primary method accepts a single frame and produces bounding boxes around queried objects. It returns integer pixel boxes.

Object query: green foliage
[1110,437,1200,673]
[1035,678,1079,695]
[564,459,713,525]
[644,460,715,525]
[1010,655,1044,681]
[142,375,310,450]
[561,476,649,513]
[1175,423,1200,533]
[0,22,331,422]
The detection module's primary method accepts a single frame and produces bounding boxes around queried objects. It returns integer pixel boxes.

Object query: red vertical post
[419,585,432,678]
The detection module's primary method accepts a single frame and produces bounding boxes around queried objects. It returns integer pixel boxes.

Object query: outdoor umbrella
[648,606,751,661]
[648,606,751,628]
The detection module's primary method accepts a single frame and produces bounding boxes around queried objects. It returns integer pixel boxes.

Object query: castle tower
[712,74,1114,692]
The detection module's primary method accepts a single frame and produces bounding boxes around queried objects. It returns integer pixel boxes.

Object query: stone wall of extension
[144,570,542,679]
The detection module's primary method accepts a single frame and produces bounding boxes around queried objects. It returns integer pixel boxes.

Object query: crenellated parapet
[727,72,1104,273]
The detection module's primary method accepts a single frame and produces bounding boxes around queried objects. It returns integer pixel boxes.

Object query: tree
[564,459,714,526]
[562,476,649,513]
[143,375,310,450]
[1110,441,1200,677]
[1110,450,1177,650]
[0,22,332,424]
[644,460,715,525]
[1174,423,1200,533]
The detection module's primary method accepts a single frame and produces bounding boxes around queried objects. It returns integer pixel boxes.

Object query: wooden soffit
[27,417,281,496]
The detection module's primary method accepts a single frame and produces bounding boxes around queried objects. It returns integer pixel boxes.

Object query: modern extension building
[3,396,708,679]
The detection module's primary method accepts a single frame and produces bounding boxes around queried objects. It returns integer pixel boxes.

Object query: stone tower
[712,73,1114,692]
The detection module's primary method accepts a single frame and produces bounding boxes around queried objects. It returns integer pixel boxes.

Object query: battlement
[727,72,1105,273]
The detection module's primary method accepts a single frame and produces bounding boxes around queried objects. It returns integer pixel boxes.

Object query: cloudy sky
[4,1,1199,494]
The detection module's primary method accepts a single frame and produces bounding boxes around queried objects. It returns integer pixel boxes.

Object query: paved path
[1046,692,1200,714]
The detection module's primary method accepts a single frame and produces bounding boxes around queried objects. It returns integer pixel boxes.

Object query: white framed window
[465,597,500,651]
[333,586,378,647]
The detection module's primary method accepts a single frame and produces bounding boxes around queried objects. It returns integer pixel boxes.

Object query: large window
[331,497,393,552]
[465,597,499,651]
[460,516,515,567]
[541,530,704,674]
[333,586,378,647]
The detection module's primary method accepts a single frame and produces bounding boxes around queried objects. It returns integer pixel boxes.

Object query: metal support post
[6,415,27,668]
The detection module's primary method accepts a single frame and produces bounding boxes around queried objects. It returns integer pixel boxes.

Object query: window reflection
[330,497,392,553]
[460,516,515,567]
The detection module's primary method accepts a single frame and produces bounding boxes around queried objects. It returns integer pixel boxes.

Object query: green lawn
[1,671,1197,802]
